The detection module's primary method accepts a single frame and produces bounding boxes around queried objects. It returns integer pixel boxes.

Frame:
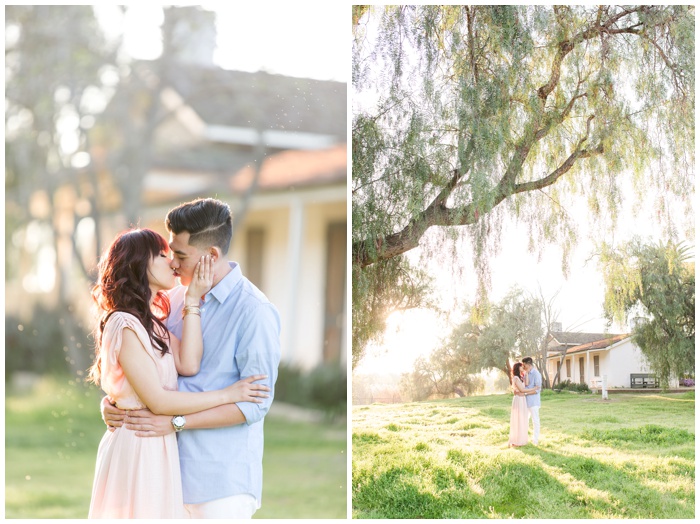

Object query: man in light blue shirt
[103,198,280,518]
[522,356,541,445]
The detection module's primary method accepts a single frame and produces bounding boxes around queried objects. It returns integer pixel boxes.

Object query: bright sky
[95,4,348,82]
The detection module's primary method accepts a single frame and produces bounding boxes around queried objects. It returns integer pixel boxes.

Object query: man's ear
[209,246,222,261]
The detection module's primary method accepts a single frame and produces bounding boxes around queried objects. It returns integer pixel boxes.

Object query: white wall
[606,339,645,387]
[230,194,346,371]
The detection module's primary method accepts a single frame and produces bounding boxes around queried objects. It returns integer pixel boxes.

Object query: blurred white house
[95,7,347,371]
[545,331,679,389]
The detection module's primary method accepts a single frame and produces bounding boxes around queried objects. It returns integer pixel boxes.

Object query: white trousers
[184,494,258,519]
[527,406,540,444]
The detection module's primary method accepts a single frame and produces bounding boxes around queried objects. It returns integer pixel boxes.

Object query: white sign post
[602,374,608,400]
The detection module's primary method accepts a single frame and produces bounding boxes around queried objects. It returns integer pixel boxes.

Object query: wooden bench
[630,373,658,388]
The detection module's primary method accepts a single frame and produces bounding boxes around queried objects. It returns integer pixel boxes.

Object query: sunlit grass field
[6,375,347,519]
[353,390,694,519]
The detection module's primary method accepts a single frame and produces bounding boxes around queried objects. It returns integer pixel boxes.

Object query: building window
[246,228,265,291]
[579,357,585,384]
[594,355,600,377]
[323,222,346,364]
[566,359,571,378]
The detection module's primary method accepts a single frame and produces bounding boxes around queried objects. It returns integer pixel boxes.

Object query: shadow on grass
[353,449,584,518]
[353,464,485,519]
[580,424,694,447]
[353,442,694,519]
[527,447,694,518]
[353,394,694,518]
[478,457,581,518]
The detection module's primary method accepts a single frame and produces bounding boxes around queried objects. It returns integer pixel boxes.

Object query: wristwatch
[172,415,186,432]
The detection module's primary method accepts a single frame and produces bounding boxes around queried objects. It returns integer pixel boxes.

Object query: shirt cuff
[236,400,270,426]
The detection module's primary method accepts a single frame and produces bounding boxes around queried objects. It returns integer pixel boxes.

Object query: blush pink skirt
[508,394,528,447]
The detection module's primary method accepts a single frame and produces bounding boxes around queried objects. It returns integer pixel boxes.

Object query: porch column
[285,196,304,365]
[561,355,565,382]
[586,351,591,386]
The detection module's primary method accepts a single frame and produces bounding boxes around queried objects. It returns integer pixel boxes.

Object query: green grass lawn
[6,375,347,519]
[353,390,695,519]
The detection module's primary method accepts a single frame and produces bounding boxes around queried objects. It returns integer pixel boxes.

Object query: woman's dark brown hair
[88,229,171,384]
[512,362,524,381]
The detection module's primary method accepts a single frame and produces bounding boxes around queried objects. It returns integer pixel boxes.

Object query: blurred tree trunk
[6,6,116,375]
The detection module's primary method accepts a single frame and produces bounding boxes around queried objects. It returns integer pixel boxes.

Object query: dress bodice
[99,311,178,410]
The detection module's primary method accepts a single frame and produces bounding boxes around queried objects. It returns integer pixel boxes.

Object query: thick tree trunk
[353,140,602,268]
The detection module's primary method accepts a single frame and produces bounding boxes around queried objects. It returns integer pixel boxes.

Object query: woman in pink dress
[508,361,529,447]
[87,228,269,519]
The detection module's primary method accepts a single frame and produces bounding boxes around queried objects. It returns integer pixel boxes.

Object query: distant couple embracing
[508,356,541,447]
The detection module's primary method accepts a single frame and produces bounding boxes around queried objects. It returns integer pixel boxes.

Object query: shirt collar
[206,262,241,304]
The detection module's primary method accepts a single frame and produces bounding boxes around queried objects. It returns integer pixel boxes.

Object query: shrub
[276,362,346,420]
[275,363,307,406]
[679,378,694,387]
[306,363,347,419]
[5,306,88,380]
[552,379,591,393]
[552,379,571,391]
[575,382,591,393]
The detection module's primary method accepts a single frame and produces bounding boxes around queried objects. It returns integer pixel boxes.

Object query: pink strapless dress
[508,377,529,447]
[88,312,184,519]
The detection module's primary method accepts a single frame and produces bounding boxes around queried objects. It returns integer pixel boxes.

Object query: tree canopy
[598,239,694,386]
[352,5,694,365]
[425,287,544,388]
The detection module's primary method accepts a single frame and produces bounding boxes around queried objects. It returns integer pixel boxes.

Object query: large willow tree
[352,5,694,366]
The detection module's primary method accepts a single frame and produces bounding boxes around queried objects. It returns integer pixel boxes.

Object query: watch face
[173,416,185,429]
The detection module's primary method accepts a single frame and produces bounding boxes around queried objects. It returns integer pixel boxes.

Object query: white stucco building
[545,332,679,389]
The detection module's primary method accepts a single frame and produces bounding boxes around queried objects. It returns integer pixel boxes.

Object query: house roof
[166,65,347,140]
[230,145,346,193]
[99,61,347,207]
[563,334,631,355]
[547,331,618,353]
[550,331,620,346]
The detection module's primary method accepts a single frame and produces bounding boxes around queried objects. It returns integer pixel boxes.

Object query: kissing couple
[508,356,541,447]
[88,198,281,519]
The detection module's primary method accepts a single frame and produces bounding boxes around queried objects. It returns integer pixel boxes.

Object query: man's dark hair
[522,356,534,365]
[165,198,233,254]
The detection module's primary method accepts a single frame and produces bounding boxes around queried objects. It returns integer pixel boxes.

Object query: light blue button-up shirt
[166,262,281,505]
[525,367,542,408]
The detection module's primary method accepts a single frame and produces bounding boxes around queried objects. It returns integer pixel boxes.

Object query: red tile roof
[564,334,631,354]
[230,145,346,192]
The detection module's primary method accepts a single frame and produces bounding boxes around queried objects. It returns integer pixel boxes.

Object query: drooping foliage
[414,287,544,396]
[598,239,694,386]
[401,351,485,402]
[352,5,694,366]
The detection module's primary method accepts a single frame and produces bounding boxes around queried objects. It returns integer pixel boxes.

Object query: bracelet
[182,305,201,318]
